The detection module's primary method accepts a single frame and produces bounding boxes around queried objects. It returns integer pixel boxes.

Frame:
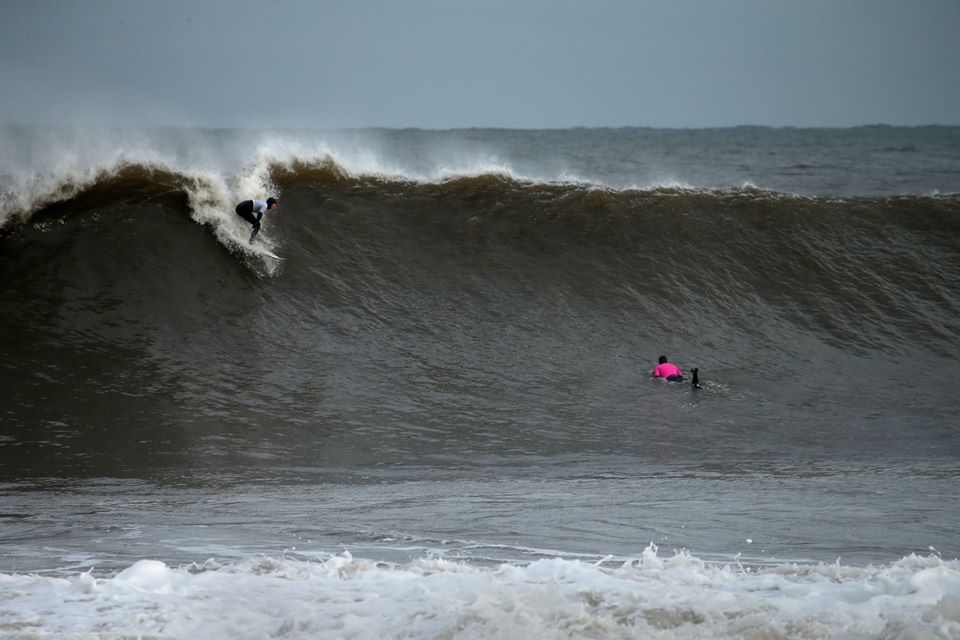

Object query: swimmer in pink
[652,355,684,382]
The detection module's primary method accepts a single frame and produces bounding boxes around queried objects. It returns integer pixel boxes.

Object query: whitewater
[4,549,960,639]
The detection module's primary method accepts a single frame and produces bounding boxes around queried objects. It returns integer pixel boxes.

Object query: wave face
[2,128,960,635]
[3,127,960,470]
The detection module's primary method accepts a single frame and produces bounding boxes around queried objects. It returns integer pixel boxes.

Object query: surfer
[235,197,278,243]
[651,356,702,389]
[652,355,684,382]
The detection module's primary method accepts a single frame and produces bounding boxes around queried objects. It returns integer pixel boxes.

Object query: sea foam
[2,547,959,639]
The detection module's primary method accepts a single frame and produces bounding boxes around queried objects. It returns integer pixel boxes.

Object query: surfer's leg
[236,201,258,226]
[249,215,262,243]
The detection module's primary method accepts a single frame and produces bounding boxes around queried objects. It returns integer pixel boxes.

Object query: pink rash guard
[652,363,683,378]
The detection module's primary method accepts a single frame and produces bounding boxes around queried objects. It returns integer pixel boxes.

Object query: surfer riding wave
[235,197,278,243]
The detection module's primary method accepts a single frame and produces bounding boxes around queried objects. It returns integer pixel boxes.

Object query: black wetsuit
[235,200,263,231]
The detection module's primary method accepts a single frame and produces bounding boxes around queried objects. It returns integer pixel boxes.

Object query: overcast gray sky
[2,0,958,128]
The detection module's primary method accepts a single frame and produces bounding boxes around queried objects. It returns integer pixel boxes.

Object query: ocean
[1,125,959,638]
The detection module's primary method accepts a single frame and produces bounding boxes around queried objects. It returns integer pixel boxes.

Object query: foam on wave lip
[2,546,958,639]
[3,126,801,231]
[0,127,289,270]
